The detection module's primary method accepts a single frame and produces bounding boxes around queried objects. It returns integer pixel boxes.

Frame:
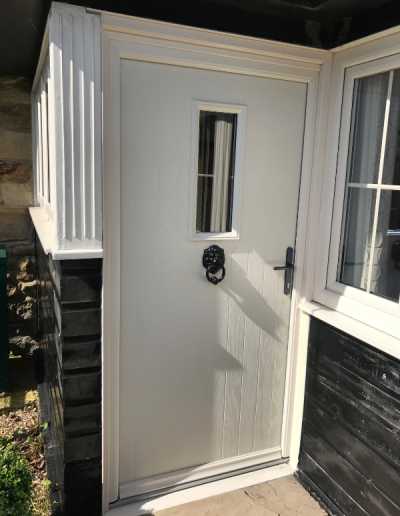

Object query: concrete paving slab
[156,489,278,516]
[245,476,327,516]
[154,476,326,516]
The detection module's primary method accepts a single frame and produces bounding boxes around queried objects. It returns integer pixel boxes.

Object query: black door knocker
[203,245,225,285]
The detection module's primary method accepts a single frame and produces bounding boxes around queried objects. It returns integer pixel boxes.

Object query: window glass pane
[196,111,237,233]
[338,187,376,290]
[370,190,400,301]
[46,83,51,203]
[347,73,389,184]
[382,70,400,185]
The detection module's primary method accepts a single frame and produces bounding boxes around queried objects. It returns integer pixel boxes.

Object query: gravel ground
[0,399,51,515]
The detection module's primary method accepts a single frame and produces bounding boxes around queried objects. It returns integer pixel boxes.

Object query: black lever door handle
[273,264,294,271]
[274,247,294,295]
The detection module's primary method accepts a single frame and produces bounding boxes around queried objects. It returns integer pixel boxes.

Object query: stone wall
[0,76,37,356]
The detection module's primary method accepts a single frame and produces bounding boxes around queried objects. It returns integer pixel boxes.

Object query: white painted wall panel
[31,2,103,254]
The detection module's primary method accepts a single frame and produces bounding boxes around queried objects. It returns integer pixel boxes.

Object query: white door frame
[101,11,332,512]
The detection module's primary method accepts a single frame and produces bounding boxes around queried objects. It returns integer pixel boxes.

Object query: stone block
[0,103,31,133]
[13,244,35,255]
[3,245,36,274]
[16,256,36,282]
[0,159,32,183]
[0,77,31,104]
[7,296,37,324]
[0,207,33,242]
[7,283,28,305]
[19,280,37,297]
[8,318,37,340]
[1,183,33,207]
[0,128,32,160]
[9,336,38,356]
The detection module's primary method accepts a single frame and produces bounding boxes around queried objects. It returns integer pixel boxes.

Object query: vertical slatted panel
[299,318,400,516]
[49,3,102,251]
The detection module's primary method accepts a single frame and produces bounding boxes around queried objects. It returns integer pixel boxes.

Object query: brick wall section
[37,238,102,516]
[0,76,37,356]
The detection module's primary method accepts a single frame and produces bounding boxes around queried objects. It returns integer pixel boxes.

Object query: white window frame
[189,101,246,241]
[313,33,400,341]
[33,58,53,222]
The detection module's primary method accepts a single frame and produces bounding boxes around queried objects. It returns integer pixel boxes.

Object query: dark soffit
[0,0,400,80]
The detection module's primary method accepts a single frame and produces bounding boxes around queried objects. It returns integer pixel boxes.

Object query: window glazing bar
[347,183,400,189]
[366,69,394,293]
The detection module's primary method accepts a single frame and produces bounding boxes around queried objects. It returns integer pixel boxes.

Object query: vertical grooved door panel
[119,59,307,488]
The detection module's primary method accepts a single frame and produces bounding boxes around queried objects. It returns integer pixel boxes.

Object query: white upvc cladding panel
[31,2,102,257]
[50,2,102,251]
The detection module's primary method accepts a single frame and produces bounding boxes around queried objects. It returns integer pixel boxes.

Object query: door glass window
[338,69,400,301]
[196,111,237,233]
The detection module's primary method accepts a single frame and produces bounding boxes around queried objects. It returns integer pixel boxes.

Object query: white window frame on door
[313,30,400,345]
[189,101,246,241]
[102,11,332,514]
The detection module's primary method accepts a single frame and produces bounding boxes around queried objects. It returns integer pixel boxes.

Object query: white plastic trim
[313,32,400,339]
[29,207,104,259]
[102,13,332,512]
[300,301,400,361]
[106,463,294,516]
[30,2,103,258]
[189,101,246,241]
[29,207,54,254]
[120,447,281,499]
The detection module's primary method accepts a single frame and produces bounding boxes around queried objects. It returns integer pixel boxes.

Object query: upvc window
[338,70,400,302]
[316,53,400,338]
[32,58,53,221]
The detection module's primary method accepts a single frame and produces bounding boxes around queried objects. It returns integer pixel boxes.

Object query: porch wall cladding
[297,317,400,516]
[36,237,102,515]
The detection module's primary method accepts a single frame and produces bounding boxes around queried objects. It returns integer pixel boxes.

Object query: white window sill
[29,207,103,260]
[299,300,400,361]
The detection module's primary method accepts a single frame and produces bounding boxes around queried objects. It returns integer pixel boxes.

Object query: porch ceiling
[0,0,399,80]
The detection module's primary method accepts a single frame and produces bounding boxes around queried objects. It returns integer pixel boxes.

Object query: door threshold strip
[106,460,293,515]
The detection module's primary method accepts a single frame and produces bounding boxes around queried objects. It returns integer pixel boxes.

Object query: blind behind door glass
[196,111,237,233]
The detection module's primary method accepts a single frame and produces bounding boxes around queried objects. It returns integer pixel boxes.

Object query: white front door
[118,58,307,498]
